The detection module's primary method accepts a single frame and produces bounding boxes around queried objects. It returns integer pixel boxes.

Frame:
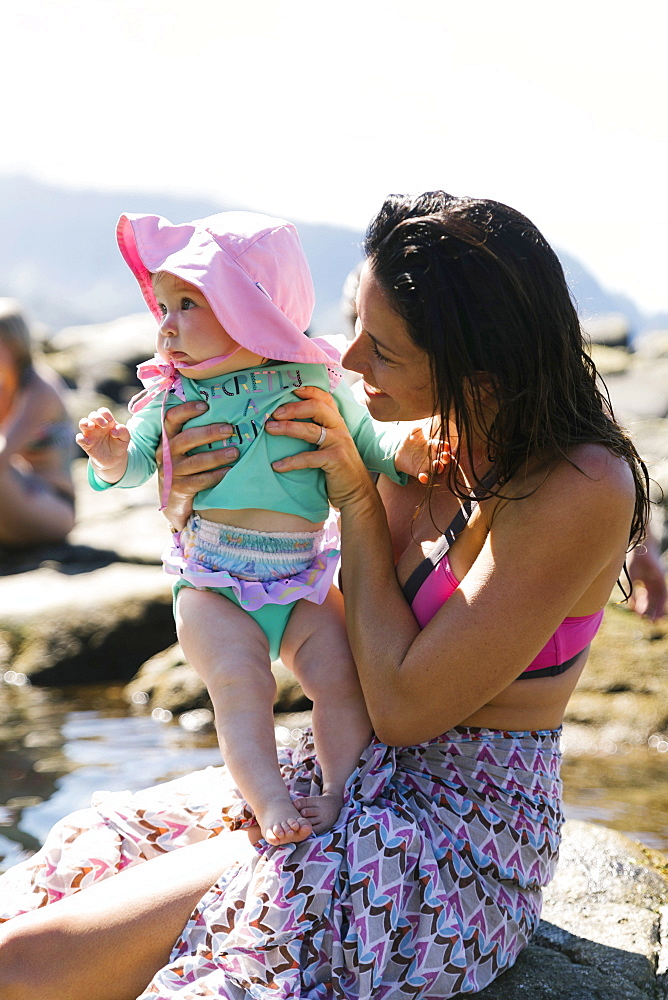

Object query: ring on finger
[315,425,327,447]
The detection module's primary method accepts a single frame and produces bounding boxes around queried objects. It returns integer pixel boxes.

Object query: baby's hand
[395,419,449,484]
[76,407,131,483]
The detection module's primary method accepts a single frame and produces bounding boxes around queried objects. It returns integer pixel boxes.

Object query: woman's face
[342,262,435,422]
[0,340,19,425]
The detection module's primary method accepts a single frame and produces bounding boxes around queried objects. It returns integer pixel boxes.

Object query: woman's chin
[362,384,393,419]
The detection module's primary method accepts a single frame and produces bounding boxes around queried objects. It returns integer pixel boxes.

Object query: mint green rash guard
[88,361,406,520]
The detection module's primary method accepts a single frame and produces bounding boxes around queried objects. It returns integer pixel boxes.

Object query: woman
[0,193,649,999]
[0,298,75,549]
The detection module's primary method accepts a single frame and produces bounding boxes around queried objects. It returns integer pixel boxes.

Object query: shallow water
[0,677,667,873]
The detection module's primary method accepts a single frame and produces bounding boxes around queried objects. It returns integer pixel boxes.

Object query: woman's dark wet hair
[364,191,650,546]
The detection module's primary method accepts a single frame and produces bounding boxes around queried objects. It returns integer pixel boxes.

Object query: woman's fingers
[156,402,238,529]
[161,401,233,451]
[157,402,236,472]
[264,386,378,512]
[266,385,344,448]
[161,401,207,439]
[271,386,339,423]
[264,417,329,448]
[157,442,238,499]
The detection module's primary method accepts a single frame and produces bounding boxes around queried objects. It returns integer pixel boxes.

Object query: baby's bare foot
[257,799,312,846]
[295,791,343,834]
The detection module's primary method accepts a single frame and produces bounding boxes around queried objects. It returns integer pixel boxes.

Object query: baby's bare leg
[281,587,372,833]
[176,588,311,846]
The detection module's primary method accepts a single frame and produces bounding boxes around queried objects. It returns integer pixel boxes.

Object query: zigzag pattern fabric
[0,726,563,998]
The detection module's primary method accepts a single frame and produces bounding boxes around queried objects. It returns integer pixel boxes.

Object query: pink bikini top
[402,478,604,679]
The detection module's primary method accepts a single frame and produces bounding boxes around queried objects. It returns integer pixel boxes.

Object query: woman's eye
[371,342,390,363]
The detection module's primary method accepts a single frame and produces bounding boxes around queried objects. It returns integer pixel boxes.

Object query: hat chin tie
[128,348,243,510]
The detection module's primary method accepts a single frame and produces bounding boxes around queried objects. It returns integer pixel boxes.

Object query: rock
[470,821,668,999]
[564,602,668,747]
[589,342,632,376]
[46,313,157,403]
[0,458,174,685]
[582,313,631,348]
[605,358,668,421]
[0,563,174,685]
[124,643,311,717]
[635,330,668,361]
[124,644,209,715]
[68,458,169,563]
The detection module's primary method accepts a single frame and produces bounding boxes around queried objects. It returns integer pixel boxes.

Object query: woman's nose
[342,331,368,374]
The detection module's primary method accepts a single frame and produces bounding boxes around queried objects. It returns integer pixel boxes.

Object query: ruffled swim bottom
[163,513,340,612]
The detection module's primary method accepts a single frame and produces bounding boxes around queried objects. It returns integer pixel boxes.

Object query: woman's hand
[157,401,239,531]
[265,385,379,513]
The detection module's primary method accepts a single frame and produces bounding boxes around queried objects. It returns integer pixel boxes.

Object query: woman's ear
[464,372,497,404]
[472,372,497,396]
[463,373,499,440]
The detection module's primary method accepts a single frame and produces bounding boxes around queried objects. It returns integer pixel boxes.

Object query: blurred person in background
[0,298,75,549]
[626,527,666,620]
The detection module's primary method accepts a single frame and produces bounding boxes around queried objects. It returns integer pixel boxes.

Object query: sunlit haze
[2,0,667,314]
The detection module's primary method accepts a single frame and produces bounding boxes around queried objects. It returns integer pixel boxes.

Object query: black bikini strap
[430,469,497,565]
[402,470,497,605]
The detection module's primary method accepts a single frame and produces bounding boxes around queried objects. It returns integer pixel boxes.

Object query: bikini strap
[402,470,497,604]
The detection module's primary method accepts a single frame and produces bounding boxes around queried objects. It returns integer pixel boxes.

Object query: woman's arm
[342,450,633,743]
[268,387,636,745]
[0,370,61,465]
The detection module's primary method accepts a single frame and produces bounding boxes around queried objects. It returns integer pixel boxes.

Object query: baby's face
[152,272,261,377]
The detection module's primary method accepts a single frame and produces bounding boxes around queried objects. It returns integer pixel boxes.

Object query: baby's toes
[264,824,283,846]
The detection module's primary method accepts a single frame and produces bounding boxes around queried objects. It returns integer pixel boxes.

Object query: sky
[2,0,667,315]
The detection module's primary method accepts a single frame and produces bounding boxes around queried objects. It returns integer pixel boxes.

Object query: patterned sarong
[0,726,563,998]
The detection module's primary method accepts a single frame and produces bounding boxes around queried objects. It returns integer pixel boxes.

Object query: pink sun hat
[116,210,343,378]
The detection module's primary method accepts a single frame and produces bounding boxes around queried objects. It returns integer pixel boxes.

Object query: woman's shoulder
[550,443,635,511]
[493,443,636,547]
[506,443,634,505]
[25,363,71,417]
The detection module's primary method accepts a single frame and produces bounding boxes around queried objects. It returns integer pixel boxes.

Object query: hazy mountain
[0,175,664,339]
[0,176,362,335]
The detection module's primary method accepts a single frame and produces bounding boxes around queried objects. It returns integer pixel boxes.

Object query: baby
[77,211,423,845]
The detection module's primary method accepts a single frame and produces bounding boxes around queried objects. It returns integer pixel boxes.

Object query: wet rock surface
[471,822,668,999]
[0,462,175,687]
